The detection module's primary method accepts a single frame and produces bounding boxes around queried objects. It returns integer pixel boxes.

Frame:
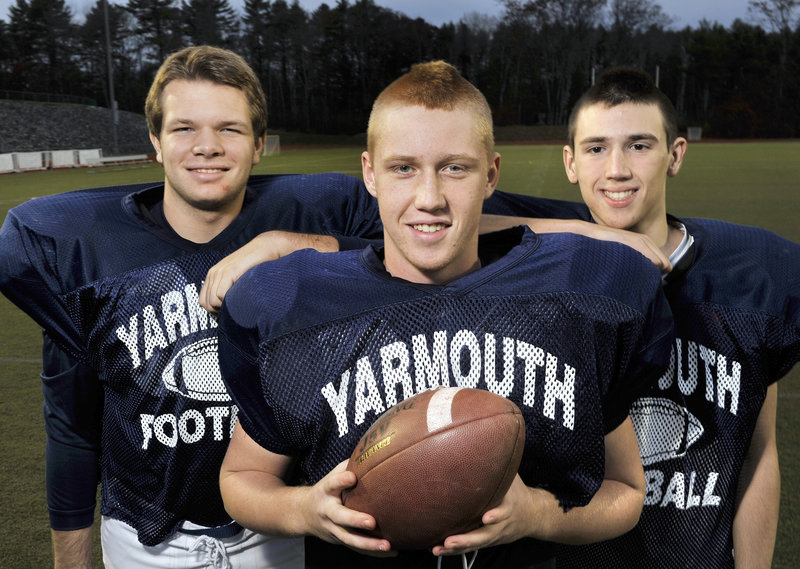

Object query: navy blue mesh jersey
[218,226,674,567]
[541,216,797,568]
[0,173,381,546]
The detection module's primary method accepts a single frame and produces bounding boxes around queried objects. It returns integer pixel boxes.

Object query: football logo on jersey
[630,397,703,466]
[162,337,231,402]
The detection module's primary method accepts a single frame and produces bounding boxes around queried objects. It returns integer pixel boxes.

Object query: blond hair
[145,45,267,142]
[367,61,494,158]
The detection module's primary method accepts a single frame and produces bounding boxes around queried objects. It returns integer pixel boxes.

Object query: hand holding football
[342,386,525,549]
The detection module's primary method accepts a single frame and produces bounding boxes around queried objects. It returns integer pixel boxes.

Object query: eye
[393,164,413,174]
[444,164,466,174]
[586,146,603,154]
[631,143,649,151]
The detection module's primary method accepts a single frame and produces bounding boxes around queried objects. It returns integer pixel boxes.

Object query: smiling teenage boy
[498,67,799,569]
[216,60,674,569]
[0,45,387,569]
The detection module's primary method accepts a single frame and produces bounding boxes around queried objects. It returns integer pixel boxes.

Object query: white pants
[101,516,304,569]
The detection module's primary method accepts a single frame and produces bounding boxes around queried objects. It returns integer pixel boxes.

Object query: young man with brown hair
[0,45,385,568]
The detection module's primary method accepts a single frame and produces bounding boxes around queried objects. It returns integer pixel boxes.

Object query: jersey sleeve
[484,190,592,220]
[217,269,292,455]
[41,333,102,530]
[603,273,675,433]
[768,234,800,382]
[0,207,86,361]
[248,173,383,244]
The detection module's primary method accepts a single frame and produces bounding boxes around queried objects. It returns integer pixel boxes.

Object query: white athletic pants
[101,516,304,569]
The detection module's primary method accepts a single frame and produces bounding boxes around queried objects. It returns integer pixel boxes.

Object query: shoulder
[5,182,156,237]
[515,231,666,316]
[247,173,367,200]
[690,218,799,260]
[484,190,591,221]
[682,217,800,315]
[223,248,367,336]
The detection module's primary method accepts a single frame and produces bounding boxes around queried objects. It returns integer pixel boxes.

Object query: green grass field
[1,141,798,567]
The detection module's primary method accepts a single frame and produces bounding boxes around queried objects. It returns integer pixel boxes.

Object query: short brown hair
[145,45,267,141]
[567,67,679,148]
[367,60,494,158]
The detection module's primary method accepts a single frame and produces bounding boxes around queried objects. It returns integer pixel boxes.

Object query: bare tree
[748,0,799,99]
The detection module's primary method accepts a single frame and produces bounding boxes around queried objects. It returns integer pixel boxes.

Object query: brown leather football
[342,386,525,549]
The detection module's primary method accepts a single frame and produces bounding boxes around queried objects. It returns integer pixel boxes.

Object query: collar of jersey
[360,225,539,293]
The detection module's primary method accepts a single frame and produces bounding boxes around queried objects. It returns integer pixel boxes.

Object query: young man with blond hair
[216,61,674,569]
[0,45,387,568]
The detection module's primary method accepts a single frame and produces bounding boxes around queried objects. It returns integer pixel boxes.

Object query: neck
[661,223,684,257]
[162,191,244,244]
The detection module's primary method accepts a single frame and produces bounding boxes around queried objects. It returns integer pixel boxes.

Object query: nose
[414,171,447,211]
[605,147,631,179]
[193,128,223,157]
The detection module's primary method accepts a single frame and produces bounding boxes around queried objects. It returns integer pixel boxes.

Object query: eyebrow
[578,133,660,145]
[384,153,479,163]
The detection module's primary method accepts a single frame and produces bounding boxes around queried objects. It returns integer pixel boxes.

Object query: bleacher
[0,100,152,173]
[0,148,152,174]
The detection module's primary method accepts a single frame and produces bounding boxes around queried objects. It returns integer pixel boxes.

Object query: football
[342,386,525,549]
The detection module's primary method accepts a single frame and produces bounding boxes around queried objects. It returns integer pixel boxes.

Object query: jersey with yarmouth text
[218,226,674,568]
[0,173,380,545]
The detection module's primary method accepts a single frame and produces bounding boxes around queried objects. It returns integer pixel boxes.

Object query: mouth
[189,167,229,174]
[602,189,636,202]
[412,223,447,233]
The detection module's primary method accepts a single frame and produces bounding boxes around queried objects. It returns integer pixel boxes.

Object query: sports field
[1,141,798,567]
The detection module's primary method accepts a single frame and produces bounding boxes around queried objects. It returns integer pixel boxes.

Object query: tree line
[1,0,799,138]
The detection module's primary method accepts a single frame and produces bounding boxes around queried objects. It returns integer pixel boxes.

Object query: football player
[490,67,800,569]
[216,60,674,569]
[0,45,386,568]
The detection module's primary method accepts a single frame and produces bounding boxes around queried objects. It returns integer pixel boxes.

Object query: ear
[149,132,163,164]
[361,151,377,198]
[252,135,265,165]
[563,145,578,184]
[484,152,501,199]
[667,137,687,177]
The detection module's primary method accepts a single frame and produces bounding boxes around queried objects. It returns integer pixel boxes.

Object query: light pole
[103,0,119,155]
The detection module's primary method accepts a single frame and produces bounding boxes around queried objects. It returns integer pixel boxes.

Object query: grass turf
[0,141,798,567]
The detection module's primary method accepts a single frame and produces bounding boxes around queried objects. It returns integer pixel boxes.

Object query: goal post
[263,134,281,156]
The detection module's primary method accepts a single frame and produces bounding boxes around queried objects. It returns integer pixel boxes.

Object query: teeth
[194,168,223,173]
[604,190,635,201]
[413,224,445,233]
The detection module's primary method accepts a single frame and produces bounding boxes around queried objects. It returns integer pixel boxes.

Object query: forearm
[732,447,779,568]
[277,231,340,254]
[537,417,645,544]
[480,214,591,235]
[52,527,93,569]
[221,470,310,538]
[531,478,644,545]
[732,385,780,568]
[479,215,670,271]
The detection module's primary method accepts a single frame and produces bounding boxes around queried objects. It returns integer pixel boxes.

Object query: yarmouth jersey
[0,173,381,545]
[218,226,674,567]
[557,217,800,568]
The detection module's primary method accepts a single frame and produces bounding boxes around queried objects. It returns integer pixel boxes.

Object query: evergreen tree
[126,0,182,63]
[181,0,239,47]
[8,0,79,93]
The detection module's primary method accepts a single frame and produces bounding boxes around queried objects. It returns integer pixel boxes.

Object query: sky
[0,0,757,28]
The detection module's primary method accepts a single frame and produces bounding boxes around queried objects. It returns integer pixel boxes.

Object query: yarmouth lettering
[657,338,742,416]
[116,283,216,368]
[321,329,576,437]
